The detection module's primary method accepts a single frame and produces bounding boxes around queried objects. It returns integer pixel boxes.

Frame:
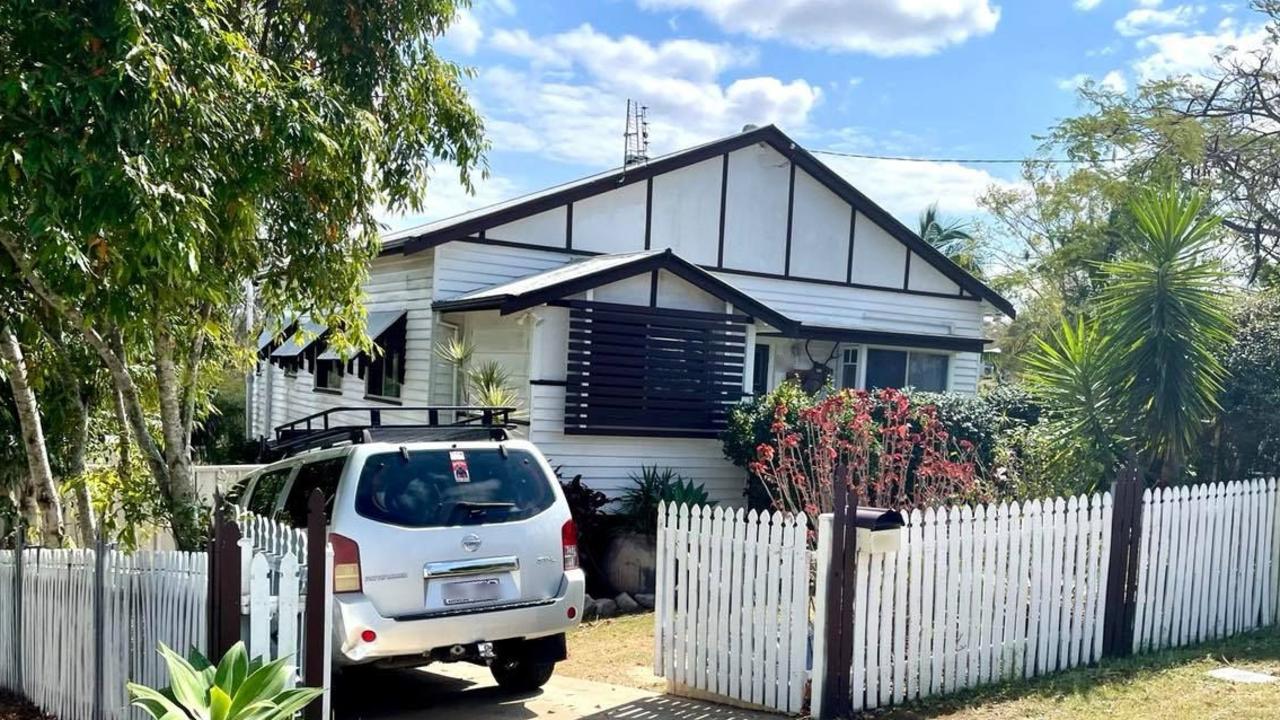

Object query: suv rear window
[354,448,555,528]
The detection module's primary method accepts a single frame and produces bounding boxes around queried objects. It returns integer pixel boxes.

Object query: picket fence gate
[657,477,1280,718]
[653,503,810,714]
[236,511,310,673]
[0,547,208,720]
[815,493,1113,714]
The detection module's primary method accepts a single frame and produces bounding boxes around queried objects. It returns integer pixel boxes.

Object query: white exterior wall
[253,251,436,438]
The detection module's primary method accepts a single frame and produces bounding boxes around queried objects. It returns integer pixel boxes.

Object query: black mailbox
[851,506,905,553]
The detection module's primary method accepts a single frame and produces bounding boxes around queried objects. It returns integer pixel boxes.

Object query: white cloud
[1057,72,1090,91]
[817,153,1020,223]
[1132,18,1271,80]
[1075,0,1103,11]
[1056,70,1127,93]
[1115,4,1203,37]
[443,9,483,55]
[478,24,821,167]
[378,165,522,233]
[636,0,1001,57]
[1100,69,1128,92]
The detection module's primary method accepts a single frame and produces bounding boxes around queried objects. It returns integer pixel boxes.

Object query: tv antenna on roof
[623,99,649,167]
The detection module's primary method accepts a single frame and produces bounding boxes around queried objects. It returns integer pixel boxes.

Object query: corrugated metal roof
[317,311,405,361]
[270,319,327,358]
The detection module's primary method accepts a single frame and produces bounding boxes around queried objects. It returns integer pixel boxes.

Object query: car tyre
[490,657,555,692]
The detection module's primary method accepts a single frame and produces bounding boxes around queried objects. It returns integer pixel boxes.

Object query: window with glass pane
[366,317,407,399]
[752,345,771,396]
[315,359,342,391]
[907,353,949,391]
[840,346,860,388]
[865,348,908,389]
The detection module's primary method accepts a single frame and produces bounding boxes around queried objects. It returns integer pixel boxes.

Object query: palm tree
[1095,186,1233,481]
[918,203,984,275]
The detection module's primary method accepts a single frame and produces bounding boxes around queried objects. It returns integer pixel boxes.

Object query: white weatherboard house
[246,125,1015,504]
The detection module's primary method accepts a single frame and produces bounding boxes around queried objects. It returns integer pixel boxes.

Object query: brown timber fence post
[303,489,328,720]
[819,466,858,719]
[207,495,242,659]
[1102,460,1145,658]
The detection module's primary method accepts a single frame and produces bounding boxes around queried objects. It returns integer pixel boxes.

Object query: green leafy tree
[1022,317,1123,485]
[1023,188,1234,484]
[1096,187,1234,479]
[917,202,985,276]
[0,0,485,548]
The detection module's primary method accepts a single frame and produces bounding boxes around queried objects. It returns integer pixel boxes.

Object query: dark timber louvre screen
[563,300,747,437]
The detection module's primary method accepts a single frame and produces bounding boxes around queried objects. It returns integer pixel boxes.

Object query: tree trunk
[111,385,132,484]
[0,232,201,548]
[67,388,96,544]
[153,318,201,549]
[0,326,65,547]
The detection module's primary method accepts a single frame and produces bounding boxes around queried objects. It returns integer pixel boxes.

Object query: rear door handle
[424,556,520,579]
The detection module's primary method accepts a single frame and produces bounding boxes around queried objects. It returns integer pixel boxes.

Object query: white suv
[235,439,585,691]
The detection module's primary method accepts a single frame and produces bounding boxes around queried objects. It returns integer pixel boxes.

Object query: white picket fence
[653,504,811,714]
[0,548,208,720]
[236,511,311,676]
[1133,479,1279,653]
[817,494,1114,714]
[659,479,1280,718]
[0,512,332,720]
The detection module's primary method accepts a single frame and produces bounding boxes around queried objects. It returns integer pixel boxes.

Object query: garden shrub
[618,466,713,532]
[746,386,985,514]
[724,381,1043,508]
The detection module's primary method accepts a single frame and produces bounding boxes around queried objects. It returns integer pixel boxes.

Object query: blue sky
[383,0,1267,233]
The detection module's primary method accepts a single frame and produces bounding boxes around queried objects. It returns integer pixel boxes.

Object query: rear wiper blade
[445,501,517,525]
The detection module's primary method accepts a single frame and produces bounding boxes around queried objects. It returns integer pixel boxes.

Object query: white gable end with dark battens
[247,125,1013,504]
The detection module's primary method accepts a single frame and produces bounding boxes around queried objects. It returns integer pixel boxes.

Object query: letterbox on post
[853,506,905,553]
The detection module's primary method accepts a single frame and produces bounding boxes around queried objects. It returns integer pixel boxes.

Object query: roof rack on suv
[265,405,518,459]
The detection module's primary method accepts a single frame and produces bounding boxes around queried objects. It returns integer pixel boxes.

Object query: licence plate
[441,578,501,606]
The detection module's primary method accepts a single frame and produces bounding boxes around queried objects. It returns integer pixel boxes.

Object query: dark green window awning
[270,320,328,359]
[317,311,406,361]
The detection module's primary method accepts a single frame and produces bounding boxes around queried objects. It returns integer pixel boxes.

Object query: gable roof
[432,248,797,332]
[387,124,1015,318]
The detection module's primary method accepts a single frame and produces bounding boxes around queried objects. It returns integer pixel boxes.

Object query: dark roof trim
[764,324,990,353]
[434,248,797,333]
[390,124,1014,318]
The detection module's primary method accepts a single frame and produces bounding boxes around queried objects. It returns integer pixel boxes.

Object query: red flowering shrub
[747,387,985,516]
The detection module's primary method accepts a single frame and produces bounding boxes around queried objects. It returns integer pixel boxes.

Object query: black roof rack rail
[264,405,519,460]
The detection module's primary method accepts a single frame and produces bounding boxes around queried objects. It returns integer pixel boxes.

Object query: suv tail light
[330,533,362,593]
[561,519,579,571]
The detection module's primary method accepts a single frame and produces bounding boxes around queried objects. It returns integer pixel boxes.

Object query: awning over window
[317,311,406,361]
[270,319,328,359]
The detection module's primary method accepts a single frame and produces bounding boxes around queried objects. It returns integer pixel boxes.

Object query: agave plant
[128,642,321,720]
[619,466,713,532]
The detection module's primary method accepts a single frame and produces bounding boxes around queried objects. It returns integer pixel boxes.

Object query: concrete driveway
[332,662,783,720]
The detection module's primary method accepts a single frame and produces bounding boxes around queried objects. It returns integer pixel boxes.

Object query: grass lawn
[561,613,1280,719]
[875,629,1280,719]
[560,612,665,691]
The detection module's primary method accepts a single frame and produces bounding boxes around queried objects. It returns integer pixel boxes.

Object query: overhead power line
[809,148,1126,165]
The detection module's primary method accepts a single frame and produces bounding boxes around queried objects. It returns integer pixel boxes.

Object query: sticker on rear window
[450,451,471,483]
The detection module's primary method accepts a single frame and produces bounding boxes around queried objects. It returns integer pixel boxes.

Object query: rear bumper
[332,570,585,664]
